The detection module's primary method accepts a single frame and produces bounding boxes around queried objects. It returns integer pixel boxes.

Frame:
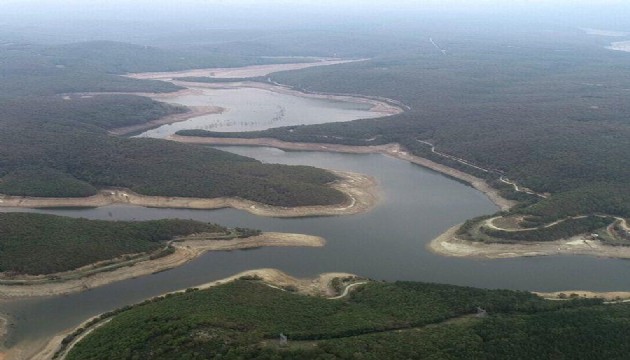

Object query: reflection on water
[2,149,630,346]
[138,86,382,138]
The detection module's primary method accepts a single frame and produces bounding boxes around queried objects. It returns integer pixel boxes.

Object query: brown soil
[0,170,378,218]
[168,136,515,211]
[0,232,324,299]
[490,215,525,230]
[429,224,630,259]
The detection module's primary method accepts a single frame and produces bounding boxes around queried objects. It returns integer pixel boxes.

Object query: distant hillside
[0,40,313,99]
[0,95,344,206]
[0,41,347,206]
[178,30,630,220]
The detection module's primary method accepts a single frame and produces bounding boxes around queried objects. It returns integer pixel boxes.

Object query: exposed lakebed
[3,148,630,348]
[3,62,630,353]
[137,84,389,138]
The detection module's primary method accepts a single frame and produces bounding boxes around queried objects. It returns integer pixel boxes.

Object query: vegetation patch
[177,40,630,223]
[0,94,345,207]
[0,213,227,275]
[65,280,608,359]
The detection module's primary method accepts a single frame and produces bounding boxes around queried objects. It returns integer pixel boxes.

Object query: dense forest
[0,75,345,206]
[65,279,630,359]
[0,40,316,99]
[0,213,227,275]
[176,30,630,221]
[0,112,343,205]
[479,216,613,243]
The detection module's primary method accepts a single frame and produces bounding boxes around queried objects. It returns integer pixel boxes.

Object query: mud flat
[535,290,630,302]
[108,105,224,135]
[607,40,630,52]
[429,224,630,259]
[0,232,325,299]
[127,58,364,81]
[168,136,515,211]
[0,170,378,217]
[170,79,404,116]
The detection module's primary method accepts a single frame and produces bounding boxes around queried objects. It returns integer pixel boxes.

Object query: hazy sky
[3,0,630,11]
[2,0,629,42]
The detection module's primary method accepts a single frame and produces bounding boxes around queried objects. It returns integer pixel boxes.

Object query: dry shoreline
[0,170,378,218]
[607,40,630,52]
[0,232,324,299]
[127,59,365,80]
[168,136,515,211]
[21,265,630,360]
[535,290,630,302]
[171,79,404,116]
[23,269,360,360]
[172,136,612,260]
[428,224,630,260]
[108,105,224,136]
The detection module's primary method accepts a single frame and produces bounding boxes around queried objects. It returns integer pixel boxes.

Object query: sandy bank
[108,105,224,135]
[0,314,8,360]
[27,269,361,360]
[535,290,630,302]
[0,170,378,217]
[428,224,630,260]
[0,232,324,299]
[168,136,515,211]
[128,59,364,81]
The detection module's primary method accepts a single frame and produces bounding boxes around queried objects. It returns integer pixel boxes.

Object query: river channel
[2,65,630,351]
[4,147,630,348]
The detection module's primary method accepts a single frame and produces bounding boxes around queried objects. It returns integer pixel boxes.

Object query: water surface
[2,148,630,347]
[139,85,383,138]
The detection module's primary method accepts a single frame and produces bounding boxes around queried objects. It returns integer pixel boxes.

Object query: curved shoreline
[428,224,630,260]
[108,105,225,136]
[168,136,515,211]
[0,232,325,299]
[0,170,378,218]
[24,269,361,360]
[123,58,403,135]
[171,79,404,117]
[128,59,365,81]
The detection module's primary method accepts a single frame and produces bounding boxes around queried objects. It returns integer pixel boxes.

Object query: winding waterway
[2,63,630,354]
[3,148,630,349]
[138,84,386,138]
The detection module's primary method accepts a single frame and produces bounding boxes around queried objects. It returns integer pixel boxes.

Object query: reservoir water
[138,85,386,138]
[3,148,630,347]
[2,71,630,350]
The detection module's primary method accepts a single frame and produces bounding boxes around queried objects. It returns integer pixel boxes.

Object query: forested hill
[65,279,630,360]
[0,98,343,206]
[0,43,346,207]
[0,213,228,275]
[0,40,312,99]
[177,31,630,219]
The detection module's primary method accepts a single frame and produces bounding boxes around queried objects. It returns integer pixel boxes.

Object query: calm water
[2,148,630,346]
[138,85,383,138]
